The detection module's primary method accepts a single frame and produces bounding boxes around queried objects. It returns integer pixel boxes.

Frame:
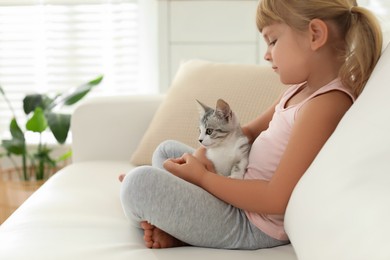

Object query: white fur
[206,133,249,179]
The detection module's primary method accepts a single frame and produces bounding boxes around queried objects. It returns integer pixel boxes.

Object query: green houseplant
[0,75,103,181]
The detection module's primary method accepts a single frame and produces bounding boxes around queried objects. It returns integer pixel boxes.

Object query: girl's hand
[192,147,216,173]
[163,153,208,186]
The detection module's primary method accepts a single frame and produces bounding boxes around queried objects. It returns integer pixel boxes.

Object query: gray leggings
[120,140,289,250]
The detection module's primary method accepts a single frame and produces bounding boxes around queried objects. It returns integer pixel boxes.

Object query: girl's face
[262,23,312,85]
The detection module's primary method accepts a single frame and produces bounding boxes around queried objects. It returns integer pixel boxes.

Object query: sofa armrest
[71,95,163,163]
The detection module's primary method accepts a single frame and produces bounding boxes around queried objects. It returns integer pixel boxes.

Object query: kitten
[196,99,250,179]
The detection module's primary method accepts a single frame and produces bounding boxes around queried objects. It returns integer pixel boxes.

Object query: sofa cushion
[131,60,285,165]
[284,44,390,259]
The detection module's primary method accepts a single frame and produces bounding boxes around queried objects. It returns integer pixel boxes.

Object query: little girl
[120,0,383,249]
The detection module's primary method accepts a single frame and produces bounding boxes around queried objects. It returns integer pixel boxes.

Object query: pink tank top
[244,78,355,240]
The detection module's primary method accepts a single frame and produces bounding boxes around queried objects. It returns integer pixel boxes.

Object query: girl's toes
[152,241,161,249]
[141,221,154,230]
[118,174,126,182]
[145,240,154,248]
[144,229,153,237]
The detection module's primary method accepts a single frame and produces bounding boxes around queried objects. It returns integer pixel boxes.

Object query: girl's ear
[308,19,328,51]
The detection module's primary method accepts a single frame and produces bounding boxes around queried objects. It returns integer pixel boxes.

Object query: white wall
[157,0,390,91]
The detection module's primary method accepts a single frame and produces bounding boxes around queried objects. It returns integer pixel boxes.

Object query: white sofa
[0,41,389,260]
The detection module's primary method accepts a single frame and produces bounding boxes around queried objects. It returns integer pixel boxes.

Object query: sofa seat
[0,160,296,260]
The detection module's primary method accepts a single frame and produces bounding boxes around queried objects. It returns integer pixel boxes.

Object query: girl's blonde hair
[257,0,383,97]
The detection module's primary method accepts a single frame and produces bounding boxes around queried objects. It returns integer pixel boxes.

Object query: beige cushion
[131,60,285,165]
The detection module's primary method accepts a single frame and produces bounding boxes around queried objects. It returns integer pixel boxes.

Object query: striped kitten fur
[196,99,250,179]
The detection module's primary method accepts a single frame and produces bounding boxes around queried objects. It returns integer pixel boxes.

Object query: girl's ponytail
[340,6,383,97]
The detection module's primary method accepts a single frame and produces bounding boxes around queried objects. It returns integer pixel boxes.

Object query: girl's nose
[264,50,271,62]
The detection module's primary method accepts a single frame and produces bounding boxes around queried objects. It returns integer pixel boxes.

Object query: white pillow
[285,44,390,259]
[130,60,285,165]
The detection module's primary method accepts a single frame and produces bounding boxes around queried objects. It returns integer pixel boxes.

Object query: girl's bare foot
[140,221,187,249]
[118,174,126,182]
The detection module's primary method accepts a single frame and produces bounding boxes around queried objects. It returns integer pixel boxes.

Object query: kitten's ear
[196,99,211,115]
[215,99,232,121]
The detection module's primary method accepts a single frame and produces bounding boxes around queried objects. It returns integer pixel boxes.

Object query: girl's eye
[269,39,277,46]
[206,128,213,135]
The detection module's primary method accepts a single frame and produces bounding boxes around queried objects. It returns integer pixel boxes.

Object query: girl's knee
[154,140,176,154]
[152,140,179,167]
[121,167,151,204]
[156,139,176,149]
[120,166,172,224]
[121,166,153,195]
[153,140,194,161]
[120,166,160,223]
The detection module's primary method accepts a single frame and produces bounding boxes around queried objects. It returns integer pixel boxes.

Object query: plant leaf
[26,107,48,133]
[50,75,103,109]
[2,119,26,155]
[47,112,71,144]
[57,149,72,162]
[23,94,55,114]
[10,118,25,141]
[23,94,44,114]
[2,139,25,155]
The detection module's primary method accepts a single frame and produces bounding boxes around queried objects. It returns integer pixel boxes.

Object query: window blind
[0,0,156,135]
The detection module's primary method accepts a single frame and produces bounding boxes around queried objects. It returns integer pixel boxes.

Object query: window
[0,0,158,135]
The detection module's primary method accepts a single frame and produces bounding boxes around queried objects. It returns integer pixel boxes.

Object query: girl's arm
[164,91,352,215]
[242,94,282,144]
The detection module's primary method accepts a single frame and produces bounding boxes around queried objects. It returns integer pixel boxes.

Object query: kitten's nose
[198,139,203,143]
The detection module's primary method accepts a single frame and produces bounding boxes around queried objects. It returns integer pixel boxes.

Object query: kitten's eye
[206,128,213,135]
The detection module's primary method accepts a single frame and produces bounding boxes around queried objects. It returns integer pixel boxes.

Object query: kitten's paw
[229,173,244,179]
